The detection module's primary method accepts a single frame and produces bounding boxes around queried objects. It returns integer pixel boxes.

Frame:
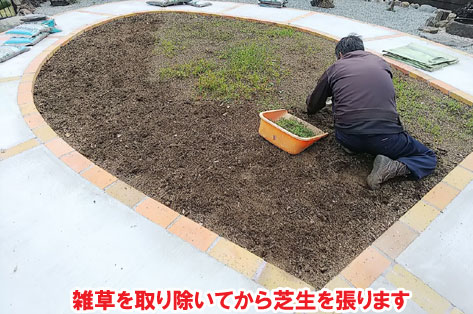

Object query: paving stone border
[1,3,472,306]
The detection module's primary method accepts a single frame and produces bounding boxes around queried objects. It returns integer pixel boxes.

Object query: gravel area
[301,1,433,36]
[32,0,473,54]
[215,0,473,53]
[420,29,473,54]
[224,0,435,35]
[285,0,473,54]
[2,0,472,53]
[0,15,21,32]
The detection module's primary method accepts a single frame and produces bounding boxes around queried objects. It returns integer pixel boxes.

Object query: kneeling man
[306,35,437,189]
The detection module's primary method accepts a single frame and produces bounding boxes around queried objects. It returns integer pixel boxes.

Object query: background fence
[0,0,16,19]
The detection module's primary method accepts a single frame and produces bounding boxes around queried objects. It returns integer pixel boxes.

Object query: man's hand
[306,70,332,115]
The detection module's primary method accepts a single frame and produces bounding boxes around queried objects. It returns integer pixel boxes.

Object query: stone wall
[411,0,469,11]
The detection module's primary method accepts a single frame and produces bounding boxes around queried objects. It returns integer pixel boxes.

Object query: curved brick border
[1,4,473,296]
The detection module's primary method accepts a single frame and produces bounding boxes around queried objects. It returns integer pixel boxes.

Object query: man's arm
[306,70,332,114]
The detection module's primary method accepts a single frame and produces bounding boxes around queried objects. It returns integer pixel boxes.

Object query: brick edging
[4,5,473,292]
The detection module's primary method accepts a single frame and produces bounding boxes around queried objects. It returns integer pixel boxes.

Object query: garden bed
[34,12,473,288]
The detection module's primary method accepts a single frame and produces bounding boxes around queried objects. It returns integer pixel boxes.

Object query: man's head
[335,34,364,60]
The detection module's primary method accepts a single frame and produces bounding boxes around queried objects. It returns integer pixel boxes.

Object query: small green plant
[158,39,180,58]
[158,59,217,80]
[198,70,229,96]
[465,112,473,134]
[393,77,424,113]
[157,42,282,101]
[203,42,281,100]
[443,98,463,114]
[275,118,315,138]
[152,18,303,102]
[392,73,473,141]
[262,27,296,38]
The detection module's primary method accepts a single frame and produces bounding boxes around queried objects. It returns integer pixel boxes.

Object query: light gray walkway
[397,181,473,313]
[0,37,60,79]
[371,277,426,314]
[0,146,260,314]
[368,180,473,314]
[364,35,473,97]
[290,12,397,38]
[0,80,34,149]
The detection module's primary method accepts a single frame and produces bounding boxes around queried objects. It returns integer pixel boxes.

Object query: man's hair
[335,34,364,59]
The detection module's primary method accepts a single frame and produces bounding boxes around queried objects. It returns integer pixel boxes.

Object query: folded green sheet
[382,43,458,72]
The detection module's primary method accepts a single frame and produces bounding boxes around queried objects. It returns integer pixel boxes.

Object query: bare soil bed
[34,13,473,288]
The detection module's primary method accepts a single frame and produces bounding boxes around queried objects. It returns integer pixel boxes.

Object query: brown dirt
[34,13,473,288]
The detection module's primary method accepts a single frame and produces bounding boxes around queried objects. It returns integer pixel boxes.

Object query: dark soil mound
[34,13,473,288]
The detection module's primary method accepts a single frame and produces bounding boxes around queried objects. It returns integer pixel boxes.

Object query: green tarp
[382,43,458,72]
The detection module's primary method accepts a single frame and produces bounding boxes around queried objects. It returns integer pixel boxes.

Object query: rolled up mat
[382,43,458,72]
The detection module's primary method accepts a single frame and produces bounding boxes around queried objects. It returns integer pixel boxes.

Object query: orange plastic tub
[258,109,328,155]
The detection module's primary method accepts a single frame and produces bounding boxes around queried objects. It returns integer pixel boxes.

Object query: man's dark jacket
[306,50,404,135]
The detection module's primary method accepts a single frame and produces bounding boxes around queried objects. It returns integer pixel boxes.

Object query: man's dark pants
[335,130,437,179]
